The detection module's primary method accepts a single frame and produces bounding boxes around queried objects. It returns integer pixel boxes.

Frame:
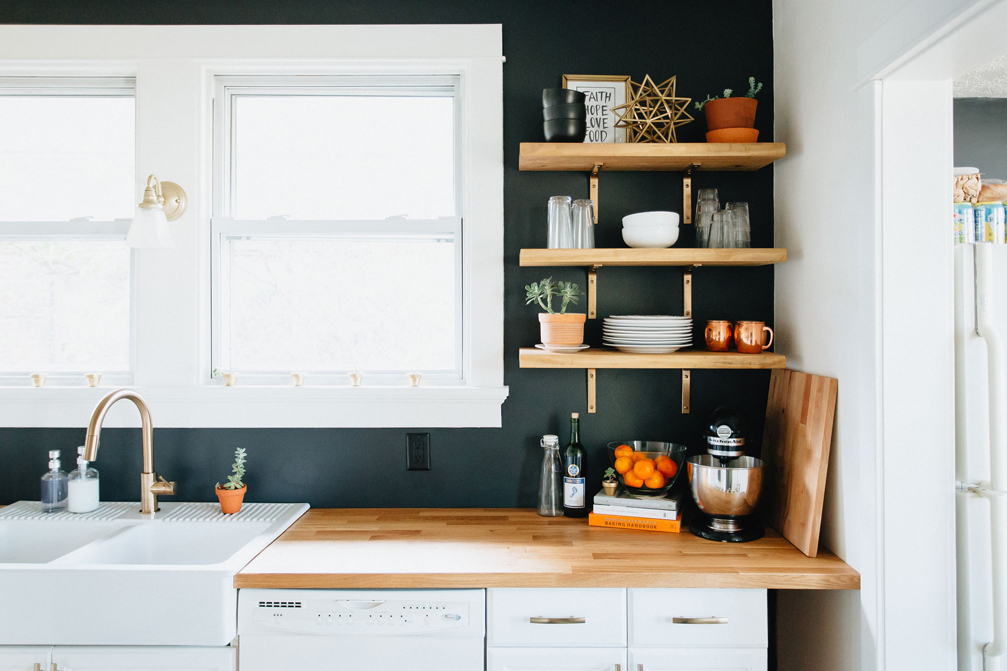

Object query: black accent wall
[0,1,775,508]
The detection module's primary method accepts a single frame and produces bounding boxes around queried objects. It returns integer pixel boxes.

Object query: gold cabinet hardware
[529,616,586,624]
[672,616,728,624]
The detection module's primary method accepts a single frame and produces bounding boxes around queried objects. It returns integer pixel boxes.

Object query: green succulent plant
[695,77,763,111]
[218,447,246,490]
[525,277,584,314]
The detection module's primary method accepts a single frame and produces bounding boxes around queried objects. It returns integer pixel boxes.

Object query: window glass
[0,96,134,221]
[222,236,457,372]
[232,95,455,220]
[0,240,130,371]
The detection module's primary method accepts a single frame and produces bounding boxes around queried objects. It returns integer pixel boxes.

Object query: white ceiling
[955,52,1007,97]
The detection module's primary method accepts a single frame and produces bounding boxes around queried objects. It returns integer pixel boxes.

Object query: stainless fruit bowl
[687,455,764,517]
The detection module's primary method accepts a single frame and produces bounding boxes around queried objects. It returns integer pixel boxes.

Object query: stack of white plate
[602,315,693,353]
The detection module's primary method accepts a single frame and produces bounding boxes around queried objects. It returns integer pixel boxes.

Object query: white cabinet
[488,588,768,671]
[628,589,767,648]
[630,648,767,671]
[488,647,626,671]
[51,648,233,671]
[488,589,627,647]
[0,647,51,671]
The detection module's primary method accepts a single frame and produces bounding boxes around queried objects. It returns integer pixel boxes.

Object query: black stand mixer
[687,407,765,542]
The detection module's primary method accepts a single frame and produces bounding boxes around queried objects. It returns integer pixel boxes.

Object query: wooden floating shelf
[520,348,786,370]
[519,142,787,172]
[519,247,787,268]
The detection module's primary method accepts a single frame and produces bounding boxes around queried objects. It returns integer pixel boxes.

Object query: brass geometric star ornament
[612,74,694,143]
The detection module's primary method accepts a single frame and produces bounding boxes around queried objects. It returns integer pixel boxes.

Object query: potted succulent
[694,77,764,142]
[212,367,237,387]
[602,467,619,496]
[525,277,586,347]
[216,447,247,514]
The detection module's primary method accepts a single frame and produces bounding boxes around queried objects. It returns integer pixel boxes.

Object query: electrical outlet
[406,433,431,471]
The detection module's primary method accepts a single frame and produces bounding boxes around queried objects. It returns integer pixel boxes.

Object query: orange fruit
[654,454,670,464]
[630,452,647,462]
[645,472,666,489]
[614,456,633,474]
[623,471,645,488]
[614,445,634,458]
[657,459,678,478]
[633,459,655,479]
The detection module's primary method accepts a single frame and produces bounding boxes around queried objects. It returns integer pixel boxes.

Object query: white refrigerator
[956,242,1007,671]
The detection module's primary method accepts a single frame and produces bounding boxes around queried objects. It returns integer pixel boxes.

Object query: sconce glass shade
[126,204,173,248]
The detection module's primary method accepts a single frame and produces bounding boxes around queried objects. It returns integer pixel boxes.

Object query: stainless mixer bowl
[687,455,764,517]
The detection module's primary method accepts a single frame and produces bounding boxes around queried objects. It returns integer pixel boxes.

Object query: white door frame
[862,1,1007,669]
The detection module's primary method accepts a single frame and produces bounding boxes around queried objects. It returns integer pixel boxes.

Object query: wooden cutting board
[760,368,838,558]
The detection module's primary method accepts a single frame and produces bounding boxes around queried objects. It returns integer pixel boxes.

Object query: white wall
[772,1,989,670]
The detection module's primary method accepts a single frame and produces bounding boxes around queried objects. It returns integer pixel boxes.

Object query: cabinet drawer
[630,647,767,671]
[488,647,627,671]
[488,588,627,647]
[628,589,766,648]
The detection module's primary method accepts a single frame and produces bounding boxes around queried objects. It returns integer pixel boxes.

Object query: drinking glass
[537,435,563,516]
[571,199,595,249]
[696,200,719,248]
[727,202,751,248]
[709,210,733,248]
[547,196,573,249]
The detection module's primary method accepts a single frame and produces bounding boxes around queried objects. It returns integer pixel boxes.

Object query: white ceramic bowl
[622,225,679,248]
[622,211,681,228]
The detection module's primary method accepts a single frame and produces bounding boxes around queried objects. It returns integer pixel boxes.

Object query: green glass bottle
[562,412,588,518]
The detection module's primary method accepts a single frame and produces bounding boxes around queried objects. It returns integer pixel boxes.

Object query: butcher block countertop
[234,509,860,590]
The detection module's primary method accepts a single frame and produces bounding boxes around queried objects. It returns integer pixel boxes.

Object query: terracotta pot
[704,97,758,131]
[705,127,760,144]
[538,312,587,346]
[216,485,247,514]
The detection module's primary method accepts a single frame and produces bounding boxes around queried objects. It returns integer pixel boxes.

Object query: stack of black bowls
[543,88,587,142]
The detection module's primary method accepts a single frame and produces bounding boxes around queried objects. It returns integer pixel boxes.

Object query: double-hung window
[0,78,134,384]
[212,76,462,383]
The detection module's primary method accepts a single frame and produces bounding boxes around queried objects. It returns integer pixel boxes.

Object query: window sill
[0,385,509,428]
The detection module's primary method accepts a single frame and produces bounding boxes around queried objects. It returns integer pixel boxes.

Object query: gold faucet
[83,388,176,516]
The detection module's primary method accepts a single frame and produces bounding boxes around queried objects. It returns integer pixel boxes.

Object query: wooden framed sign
[562,74,632,143]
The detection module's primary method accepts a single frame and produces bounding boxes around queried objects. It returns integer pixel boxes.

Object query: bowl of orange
[607,441,688,498]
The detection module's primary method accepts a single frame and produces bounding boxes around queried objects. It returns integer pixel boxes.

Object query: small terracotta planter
[704,97,758,132]
[216,485,247,514]
[539,312,587,346]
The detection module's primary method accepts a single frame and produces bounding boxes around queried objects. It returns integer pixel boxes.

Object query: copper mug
[734,321,774,353]
[705,320,733,352]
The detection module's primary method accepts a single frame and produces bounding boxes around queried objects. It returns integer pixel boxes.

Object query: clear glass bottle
[68,446,100,513]
[537,434,563,517]
[41,449,68,513]
[563,413,588,518]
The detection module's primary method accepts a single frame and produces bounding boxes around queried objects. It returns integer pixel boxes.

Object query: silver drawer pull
[529,616,586,624]
[672,616,728,624]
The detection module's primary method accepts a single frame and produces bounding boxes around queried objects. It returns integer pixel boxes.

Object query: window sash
[212,74,462,220]
[209,216,464,382]
[0,77,136,379]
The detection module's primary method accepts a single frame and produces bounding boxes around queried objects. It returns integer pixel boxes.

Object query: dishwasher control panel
[250,595,472,635]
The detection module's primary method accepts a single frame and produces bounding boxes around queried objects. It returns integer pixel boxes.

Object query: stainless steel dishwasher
[238,588,485,670]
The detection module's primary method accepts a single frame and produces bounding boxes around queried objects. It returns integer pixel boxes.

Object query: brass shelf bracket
[587,368,597,413]
[682,370,691,413]
[589,163,602,224]
[682,164,700,224]
[683,266,693,318]
[588,266,599,319]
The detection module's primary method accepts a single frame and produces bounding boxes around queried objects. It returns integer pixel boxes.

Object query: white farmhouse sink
[0,501,307,646]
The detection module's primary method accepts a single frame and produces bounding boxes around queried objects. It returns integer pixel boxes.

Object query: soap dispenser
[68,446,100,513]
[41,449,68,513]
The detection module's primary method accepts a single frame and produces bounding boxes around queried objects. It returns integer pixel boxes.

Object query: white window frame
[210,74,465,384]
[0,25,507,428]
[0,77,137,387]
